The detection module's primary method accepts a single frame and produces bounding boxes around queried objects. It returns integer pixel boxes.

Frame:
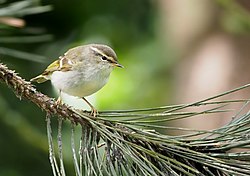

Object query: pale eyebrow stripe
[90,46,106,57]
[90,46,101,54]
[90,46,114,63]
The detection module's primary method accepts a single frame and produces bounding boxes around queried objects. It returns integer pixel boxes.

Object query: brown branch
[2,63,249,175]
[0,62,91,126]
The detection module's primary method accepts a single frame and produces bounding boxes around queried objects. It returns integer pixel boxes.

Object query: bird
[30,44,123,117]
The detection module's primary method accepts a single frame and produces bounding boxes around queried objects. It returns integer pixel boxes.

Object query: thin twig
[0,62,91,125]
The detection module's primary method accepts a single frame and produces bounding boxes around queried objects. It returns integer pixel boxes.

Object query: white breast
[51,65,113,97]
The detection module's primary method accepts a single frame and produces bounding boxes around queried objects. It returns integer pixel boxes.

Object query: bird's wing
[30,53,77,83]
[43,53,77,75]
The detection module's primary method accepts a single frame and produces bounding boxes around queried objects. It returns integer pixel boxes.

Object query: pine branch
[1,62,250,176]
[0,62,90,126]
[0,0,52,62]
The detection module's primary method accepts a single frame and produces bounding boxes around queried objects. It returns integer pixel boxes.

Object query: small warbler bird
[30,44,123,116]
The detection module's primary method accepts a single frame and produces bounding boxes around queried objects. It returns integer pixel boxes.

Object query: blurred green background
[1,0,250,175]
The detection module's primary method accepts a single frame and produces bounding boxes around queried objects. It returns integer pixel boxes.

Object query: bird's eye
[101,56,108,61]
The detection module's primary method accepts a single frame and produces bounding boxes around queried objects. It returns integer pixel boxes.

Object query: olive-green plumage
[30,44,123,117]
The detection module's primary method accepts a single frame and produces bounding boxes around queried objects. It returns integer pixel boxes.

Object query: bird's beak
[113,62,124,68]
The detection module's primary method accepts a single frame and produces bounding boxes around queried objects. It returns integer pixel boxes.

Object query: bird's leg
[56,90,62,106]
[82,97,98,117]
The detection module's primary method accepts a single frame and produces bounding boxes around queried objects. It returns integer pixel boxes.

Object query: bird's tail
[30,74,49,83]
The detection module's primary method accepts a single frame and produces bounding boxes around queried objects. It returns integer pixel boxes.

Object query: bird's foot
[55,97,62,107]
[90,108,98,117]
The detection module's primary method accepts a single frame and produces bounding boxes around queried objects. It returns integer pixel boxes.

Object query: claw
[82,97,98,117]
[55,96,62,105]
[90,108,98,117]
[55,90,62,107]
